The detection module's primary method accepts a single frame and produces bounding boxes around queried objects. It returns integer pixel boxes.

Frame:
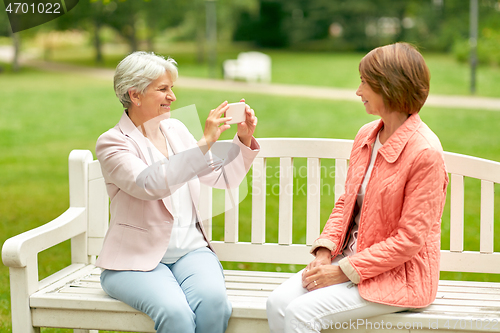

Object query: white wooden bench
[223,51,271,83]
[3,138,500,333]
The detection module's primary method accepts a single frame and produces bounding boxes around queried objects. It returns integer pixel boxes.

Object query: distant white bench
[223,51,271,83]
[3,138,500,333]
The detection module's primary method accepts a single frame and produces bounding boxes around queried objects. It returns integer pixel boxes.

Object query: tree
[56,0,116,64]
[104,0,143,52]
[231,0,500,53]
[0,1,19,71]
[142,0,189,51]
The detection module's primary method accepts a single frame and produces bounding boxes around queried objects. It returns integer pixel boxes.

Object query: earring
[138,102,141,106]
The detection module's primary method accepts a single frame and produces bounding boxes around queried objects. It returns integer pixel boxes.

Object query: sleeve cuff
[248,136,260,151]
[339,257,361,284]
[310,239,336,255]
[234,134,260,151]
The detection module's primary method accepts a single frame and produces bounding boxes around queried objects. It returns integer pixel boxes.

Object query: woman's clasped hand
[301,248,349,291]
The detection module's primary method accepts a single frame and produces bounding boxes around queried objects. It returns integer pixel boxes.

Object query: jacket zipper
[356,142,381,248]
[339,143,373,253]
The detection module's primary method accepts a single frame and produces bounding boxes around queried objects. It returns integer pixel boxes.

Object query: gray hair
[114,51,178,108]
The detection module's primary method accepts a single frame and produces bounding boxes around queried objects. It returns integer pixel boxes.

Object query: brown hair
[359,42,430,114]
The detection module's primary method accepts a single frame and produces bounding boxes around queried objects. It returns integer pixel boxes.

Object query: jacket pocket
[117,223,148,232]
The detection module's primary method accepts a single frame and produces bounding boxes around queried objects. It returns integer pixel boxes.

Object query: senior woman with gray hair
[95,51,259,333]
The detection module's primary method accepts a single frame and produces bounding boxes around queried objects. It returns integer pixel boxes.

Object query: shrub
[452,28,500,66]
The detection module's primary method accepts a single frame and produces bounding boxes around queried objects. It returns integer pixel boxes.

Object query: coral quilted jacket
[312,114,448,308]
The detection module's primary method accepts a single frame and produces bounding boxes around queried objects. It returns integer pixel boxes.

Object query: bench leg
[9,266,41,333]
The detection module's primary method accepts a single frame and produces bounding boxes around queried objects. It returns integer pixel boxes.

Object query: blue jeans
[100,247,232,333]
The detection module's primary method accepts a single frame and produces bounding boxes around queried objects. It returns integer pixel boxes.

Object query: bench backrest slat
[251,157,267,244]
[306,158,321,246]
[445,152,500,183]
[254,138,352,159]
[480,180,495,254]
[224,186,239,243]
[200,184,212,240]
[449,174,464,252]
[279,157,294,245]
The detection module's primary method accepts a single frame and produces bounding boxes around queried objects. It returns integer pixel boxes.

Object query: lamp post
[206,0,217,78]
[470,0,478,95]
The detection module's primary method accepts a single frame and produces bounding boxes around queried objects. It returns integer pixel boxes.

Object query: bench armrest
[2,207,86,268]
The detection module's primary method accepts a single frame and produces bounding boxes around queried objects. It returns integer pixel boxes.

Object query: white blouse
[161,137,208,264]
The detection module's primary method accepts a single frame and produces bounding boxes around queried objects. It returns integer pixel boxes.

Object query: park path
[2,46,500,111]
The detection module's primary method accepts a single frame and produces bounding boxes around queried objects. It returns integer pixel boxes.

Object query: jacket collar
[118,110,179,164]
[118,111,154,165]
[361,113,422,164]
[118,110,138,137]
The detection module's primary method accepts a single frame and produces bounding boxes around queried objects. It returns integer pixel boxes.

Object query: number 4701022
[5,2,61,14]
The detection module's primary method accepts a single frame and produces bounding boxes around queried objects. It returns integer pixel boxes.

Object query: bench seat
[30,264,288,332]
[30,263,500,333]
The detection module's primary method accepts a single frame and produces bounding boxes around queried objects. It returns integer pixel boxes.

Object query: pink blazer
[95,111,260,271]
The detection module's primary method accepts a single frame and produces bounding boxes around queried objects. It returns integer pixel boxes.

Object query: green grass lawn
[47,42,500,98]
[1,65,500,332]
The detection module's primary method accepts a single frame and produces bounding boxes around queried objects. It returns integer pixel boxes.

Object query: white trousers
[266,260,408,333]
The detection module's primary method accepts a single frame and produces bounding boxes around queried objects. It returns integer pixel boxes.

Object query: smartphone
[225,102,246,124]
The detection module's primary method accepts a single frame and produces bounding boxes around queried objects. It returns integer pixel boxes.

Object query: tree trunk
[127,17,138,52]
[12,32,20,72]
[146,26,155,52]
[94,21,103,64]
[196,25,205,64]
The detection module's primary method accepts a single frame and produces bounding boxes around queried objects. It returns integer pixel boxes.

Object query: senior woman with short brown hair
[96,51,259,333]
[266,42,449,333]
